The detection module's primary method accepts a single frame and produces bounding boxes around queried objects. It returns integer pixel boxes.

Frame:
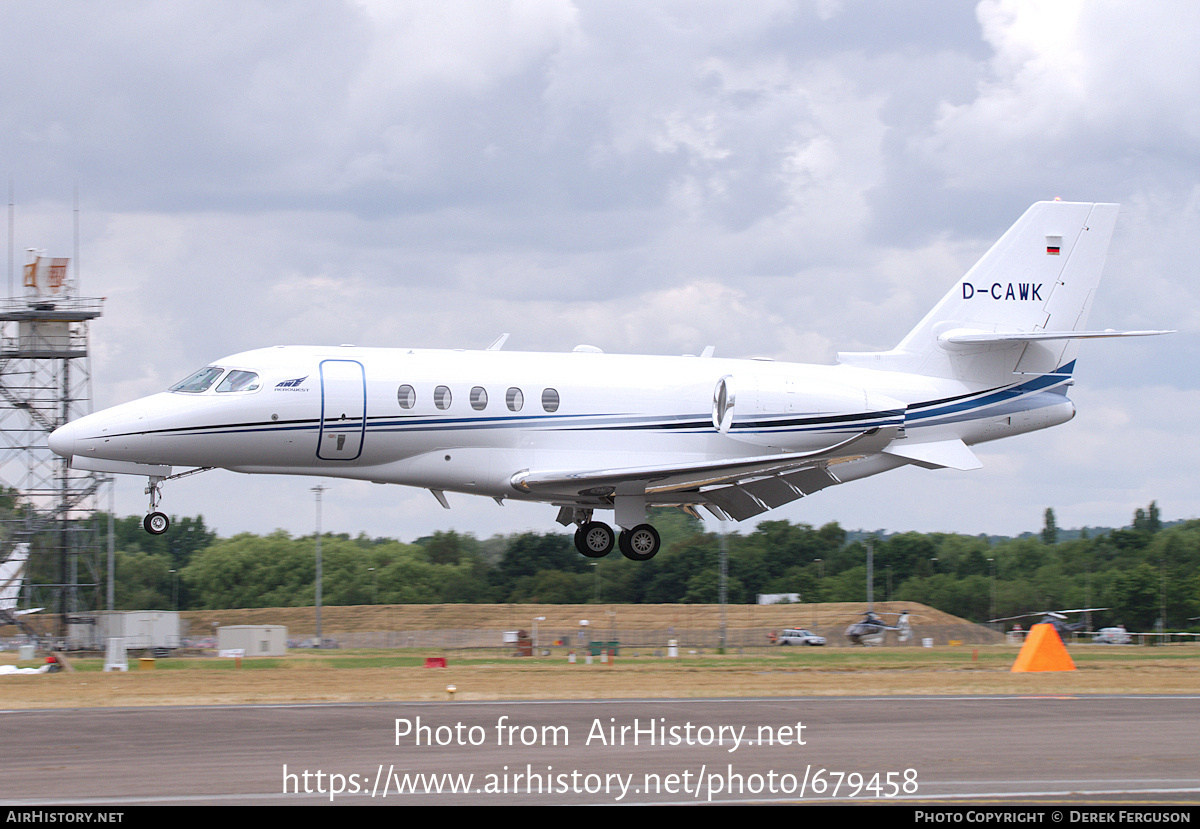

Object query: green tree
[1109,563,1160,630]
[1042,508,1058,546]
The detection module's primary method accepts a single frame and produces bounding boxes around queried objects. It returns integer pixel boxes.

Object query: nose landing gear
[140,467,215,535]
[144,477,169,535]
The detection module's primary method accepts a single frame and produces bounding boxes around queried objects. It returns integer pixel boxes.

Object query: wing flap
[740,476,803,509]
[703,485,772,521]
[511,426,898,499]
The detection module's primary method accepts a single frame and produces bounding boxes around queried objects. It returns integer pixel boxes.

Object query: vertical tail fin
[839,201,1119,384]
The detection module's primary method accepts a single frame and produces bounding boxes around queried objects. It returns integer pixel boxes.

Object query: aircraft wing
[511,426,899,520]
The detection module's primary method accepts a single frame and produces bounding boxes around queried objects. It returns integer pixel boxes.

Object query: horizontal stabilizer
[939,329,1174,348]
[884,438,982,471]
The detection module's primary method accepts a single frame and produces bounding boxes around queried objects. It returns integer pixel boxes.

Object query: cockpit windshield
[216,370,261,393]
[169,366,262,394]
[170,366,225,393]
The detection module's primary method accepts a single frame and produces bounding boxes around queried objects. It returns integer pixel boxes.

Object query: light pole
[718,525,728,654]
[987,557,996,625]
[312,484,327,646]
[866,541,874,611]
[812,558,823,628]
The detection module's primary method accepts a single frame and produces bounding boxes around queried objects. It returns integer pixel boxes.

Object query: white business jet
[48,201,1168,560]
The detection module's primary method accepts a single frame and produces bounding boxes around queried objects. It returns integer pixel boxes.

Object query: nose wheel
[144,512,170,535]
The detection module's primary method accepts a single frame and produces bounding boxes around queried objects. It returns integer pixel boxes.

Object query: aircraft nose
[48,405,156,462]
[48,422,76,458]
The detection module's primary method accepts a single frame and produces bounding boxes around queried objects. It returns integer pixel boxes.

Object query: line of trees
[31,500,1197,630]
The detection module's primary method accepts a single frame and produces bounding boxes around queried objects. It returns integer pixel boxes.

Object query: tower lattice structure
[0,252,106,642]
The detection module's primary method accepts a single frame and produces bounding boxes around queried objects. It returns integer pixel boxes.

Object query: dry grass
[176,601,971,635]
[2,662,1184,710]
[4,603,1195,709]
[3,646,1196,710]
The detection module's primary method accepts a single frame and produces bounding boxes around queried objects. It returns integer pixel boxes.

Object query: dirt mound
[181,601,977,636]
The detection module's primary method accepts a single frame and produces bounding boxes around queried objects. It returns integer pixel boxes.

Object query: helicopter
[988,608,1109,639]
[844,610,913,646]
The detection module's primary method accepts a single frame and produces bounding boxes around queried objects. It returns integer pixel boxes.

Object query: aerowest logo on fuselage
[274,376,310,392]
[961,282,1043,301]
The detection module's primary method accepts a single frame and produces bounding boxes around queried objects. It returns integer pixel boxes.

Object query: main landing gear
[573,520,661,561]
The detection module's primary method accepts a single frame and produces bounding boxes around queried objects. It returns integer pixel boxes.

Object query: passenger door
[317,359,366,460]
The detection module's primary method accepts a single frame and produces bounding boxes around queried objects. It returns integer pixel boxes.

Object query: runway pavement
[2,696,1198,805]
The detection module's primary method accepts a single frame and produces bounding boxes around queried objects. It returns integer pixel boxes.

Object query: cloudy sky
[3,0,1196,542]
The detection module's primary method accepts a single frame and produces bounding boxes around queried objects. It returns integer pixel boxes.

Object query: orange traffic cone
[1011,623,1076,672]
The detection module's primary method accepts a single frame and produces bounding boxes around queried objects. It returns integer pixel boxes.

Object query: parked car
[1094,625,1132,645]
[777,628,826,646]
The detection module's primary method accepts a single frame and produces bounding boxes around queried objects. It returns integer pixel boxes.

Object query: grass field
[3,642,1197,709]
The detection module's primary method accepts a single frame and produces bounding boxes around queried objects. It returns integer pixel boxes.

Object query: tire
[575,521,614,557]
[618,524,660,561]
[144,512,170,535]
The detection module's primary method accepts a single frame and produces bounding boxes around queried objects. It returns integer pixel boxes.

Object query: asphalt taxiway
[2,696,1197,805]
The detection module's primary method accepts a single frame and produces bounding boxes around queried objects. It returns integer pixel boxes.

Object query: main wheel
[618,524,661,561]
[144,511,170,535]
[574,521,614,557]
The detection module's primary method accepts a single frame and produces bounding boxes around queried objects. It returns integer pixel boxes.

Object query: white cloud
[924,0,1200,194]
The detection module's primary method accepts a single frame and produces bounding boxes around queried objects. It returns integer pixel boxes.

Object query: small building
[218,625,288,657]
[71,611,181,652]
[756,593,801,605]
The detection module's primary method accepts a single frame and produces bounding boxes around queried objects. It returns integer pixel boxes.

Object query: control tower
[0,251,106,642]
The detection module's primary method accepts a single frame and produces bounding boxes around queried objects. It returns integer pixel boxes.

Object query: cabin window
[470,386,488,411]
[541,388,560,412]
[506,387,523,412]
[434,385,452,410]
[397,384,416,409]
[216,370,261,393]
[170,366,225,394]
